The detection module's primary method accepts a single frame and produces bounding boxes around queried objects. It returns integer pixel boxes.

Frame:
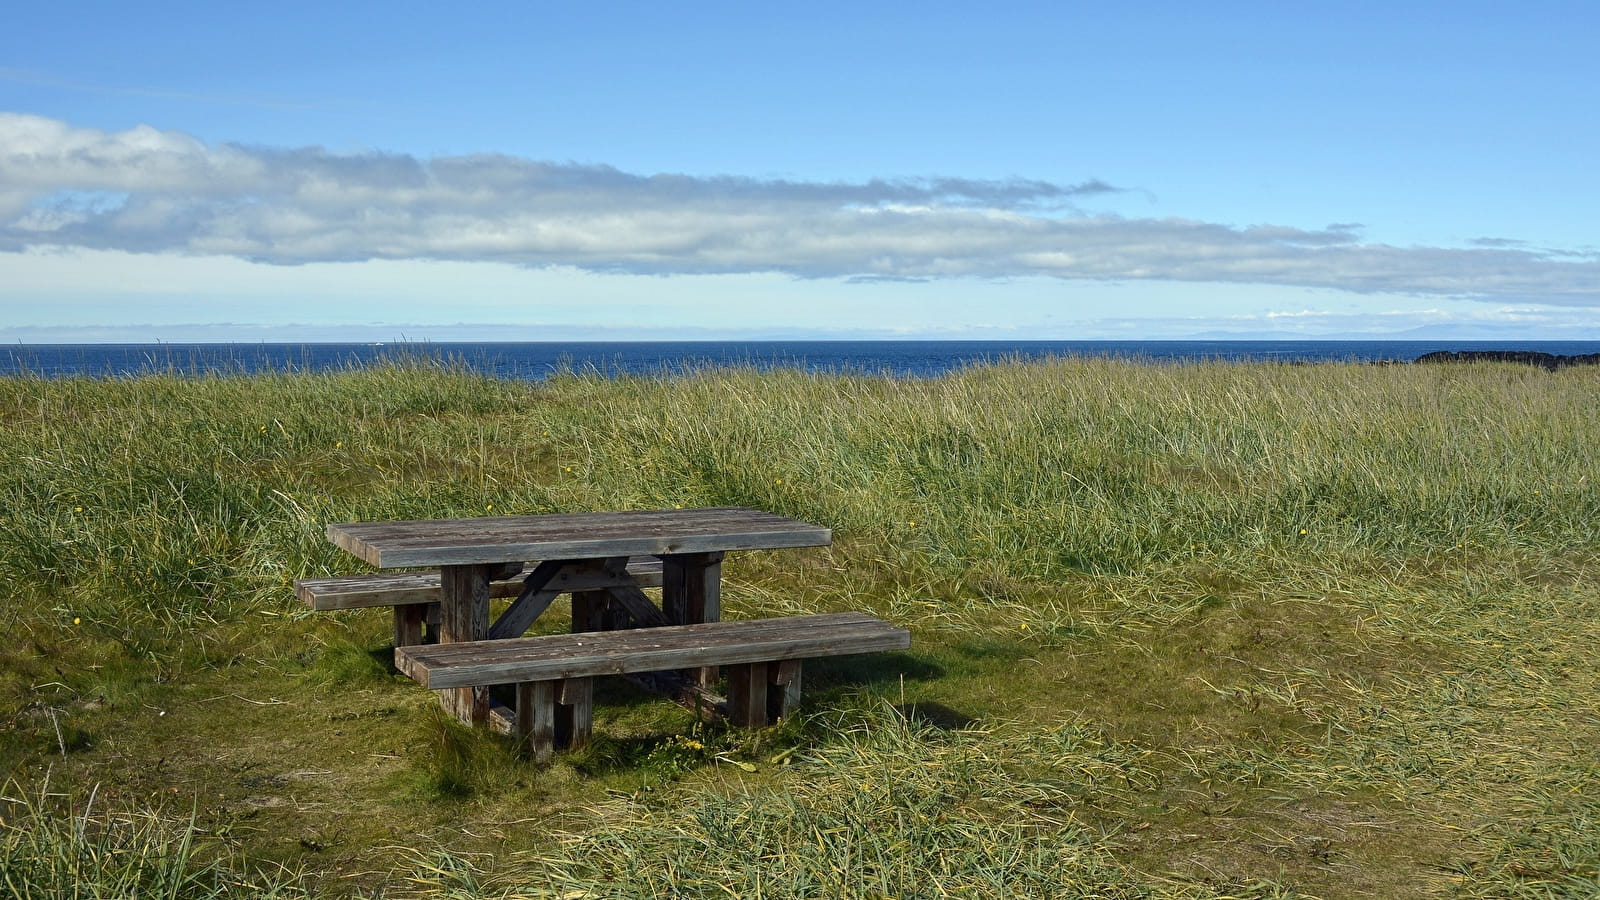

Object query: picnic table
[323,506,833,725]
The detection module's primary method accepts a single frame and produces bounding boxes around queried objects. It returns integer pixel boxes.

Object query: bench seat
[395,612,909,762]
[294,557,665,610]
[295,557,666,648]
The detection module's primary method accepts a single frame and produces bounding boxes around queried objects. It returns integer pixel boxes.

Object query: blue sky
[2,0,1597,341]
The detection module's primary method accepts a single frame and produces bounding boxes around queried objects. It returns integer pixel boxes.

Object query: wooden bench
[294,557,665,646]
[395,612,910,763]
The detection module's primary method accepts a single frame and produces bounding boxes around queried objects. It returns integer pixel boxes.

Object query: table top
[327,506,831,568]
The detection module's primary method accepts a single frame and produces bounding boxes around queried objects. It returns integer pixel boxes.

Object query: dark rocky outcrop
[1413,350,1600,371]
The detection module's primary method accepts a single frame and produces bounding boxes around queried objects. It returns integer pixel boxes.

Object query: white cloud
[2,113,1598,306]
[1076,304,1600,340]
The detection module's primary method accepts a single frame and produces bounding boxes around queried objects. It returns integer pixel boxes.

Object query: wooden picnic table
[325,506,832,724]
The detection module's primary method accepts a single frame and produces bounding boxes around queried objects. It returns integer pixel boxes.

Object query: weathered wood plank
[512,678,594,761]
[438,564,492,723]
[725,662,769,727]
[397,613,909,690]
[485,559,566,640]
[570,590,605,634]
[542,555,655,594]
[623,670,726,720]
[296,557,664,610]
[406,611,893,670]
[661,552,723,623]
[327,507,830,568]
[604,583,670,628]
[559,677,594,750]
[392,602,432,647]
[771,659,802,722]
[662,552,723,686]
[488,700,515,735]
[519,681,558,765]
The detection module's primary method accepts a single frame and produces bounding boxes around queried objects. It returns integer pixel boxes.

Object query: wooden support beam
[391,602,433,648]
[605,583,670,628]
[438,564,492,723]
[661,552,723,624]
[770,659,802,723]
[558,677,594,751]
[570,589,605,633]
[488,700,515,735]
[514,677,595,763]
[624,671,726,721]
[487,560,566,639]
[662,552,723,686]
[725,662,771,728]
[517,681,558,765]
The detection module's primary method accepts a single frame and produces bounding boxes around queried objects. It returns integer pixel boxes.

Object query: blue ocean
[5,340,1600,380]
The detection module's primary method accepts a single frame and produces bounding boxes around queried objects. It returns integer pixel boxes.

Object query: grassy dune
[1,356,1596,898]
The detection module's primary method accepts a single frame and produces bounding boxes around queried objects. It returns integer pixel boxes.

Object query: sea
[5,340,1600,381]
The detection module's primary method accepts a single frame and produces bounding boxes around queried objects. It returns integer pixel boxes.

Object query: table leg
[438,563,493,724]
[725,660,800,727]
[571,589,607,633]
[725,662,770,727]
[661,551,724,686]
[392,603,433,648]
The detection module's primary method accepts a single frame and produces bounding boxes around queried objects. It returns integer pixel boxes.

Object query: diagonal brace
[604,583,670,628]
[488,560,567,639]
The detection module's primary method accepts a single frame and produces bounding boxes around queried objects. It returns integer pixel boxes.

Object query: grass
[1,354,1597,897]
[0,778,306,898]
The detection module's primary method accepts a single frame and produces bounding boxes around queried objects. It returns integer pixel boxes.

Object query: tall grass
[401,703,1296,900]
[0,780,304,899]
[3,358,1592,639]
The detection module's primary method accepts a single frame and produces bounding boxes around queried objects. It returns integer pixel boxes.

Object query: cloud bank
[3,113,1597,305]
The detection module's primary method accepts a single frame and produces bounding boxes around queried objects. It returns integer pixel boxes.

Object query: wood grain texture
[327,507,830,568]
[438,564,492,722]
[605,583,671,628]
[661,552,723,624]
[396,612,909,690]
[487,701,515,735]
[485,559,567,640]
[559,677,594,750]
[662,552,724,686]
[392,603,432,647]
[296,557,664,610]
[570,590,605,633]
[519,681,557,765]
[771,659,802,721]
[725,662,767,727]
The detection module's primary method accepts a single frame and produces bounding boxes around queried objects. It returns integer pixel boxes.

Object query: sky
[2,1,1598,342]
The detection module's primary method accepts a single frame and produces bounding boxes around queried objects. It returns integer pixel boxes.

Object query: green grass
[0,778,306,898]
[1,355,1597,897]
